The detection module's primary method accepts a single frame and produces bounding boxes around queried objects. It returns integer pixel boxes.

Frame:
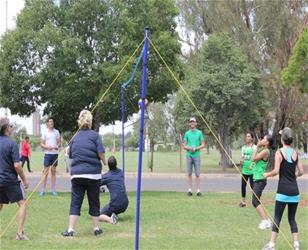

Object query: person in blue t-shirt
[99,156,129,224]
[0,118,29,240]
[61,110,106,237]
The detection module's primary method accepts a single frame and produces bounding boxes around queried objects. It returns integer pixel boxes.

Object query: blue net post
[121,87,125,177]
[135,28,149,250]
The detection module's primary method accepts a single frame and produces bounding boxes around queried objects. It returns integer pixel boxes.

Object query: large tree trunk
[218,129,232,171]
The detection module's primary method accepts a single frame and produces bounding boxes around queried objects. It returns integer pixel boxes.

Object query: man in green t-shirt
[183,117,205,197]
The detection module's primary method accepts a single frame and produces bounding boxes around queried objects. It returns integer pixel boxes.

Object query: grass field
[0,192,307,249]
[27,150,308,174]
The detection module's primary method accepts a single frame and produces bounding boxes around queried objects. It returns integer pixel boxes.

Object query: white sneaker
[258,219,272,230]
[262,242,275,250]
[294,242,300,250]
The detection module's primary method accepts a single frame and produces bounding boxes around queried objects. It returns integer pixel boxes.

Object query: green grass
[0,192,307,249]
[27,150,308,174]
[28,150,242,173]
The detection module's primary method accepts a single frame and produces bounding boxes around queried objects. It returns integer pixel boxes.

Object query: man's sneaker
[262,242,275,250]
[258,220,272,230]
[294,242,300,250]
[187,191,193,197]
[61,230,74,237]
[39,191,45,197]
[196,192,202,197]
[51,191,58,196]
[16,232,29,240]
[94,228,103,236]
[111,213,118,224]
[100,186,106,193]
[239,202,246,208]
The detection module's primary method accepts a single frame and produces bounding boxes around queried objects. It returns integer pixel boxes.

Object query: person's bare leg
[256,205,267,220]
[99,214,112,223]
[16,200,27,235]
[270,231,278,243]
[187,175,192,191]
[51,166,57,192]
[68,215,79,231]
[41,168,49,193]
[92,216,100,229]
[196,176,201,192]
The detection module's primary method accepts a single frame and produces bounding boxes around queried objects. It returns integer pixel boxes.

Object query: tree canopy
[174,34,267,168]
[0,0,182,131]
[283,28,308,93]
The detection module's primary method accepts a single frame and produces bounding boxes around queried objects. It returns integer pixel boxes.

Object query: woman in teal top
[251,135,273,230]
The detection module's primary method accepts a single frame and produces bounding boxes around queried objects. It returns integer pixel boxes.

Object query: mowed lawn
[28,150,236,173]
[0,192,307,249]
[27,150,308,174]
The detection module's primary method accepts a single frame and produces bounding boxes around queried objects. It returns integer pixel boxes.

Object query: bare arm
[296,159,304,177]
[14,162,29,189]
[264,151,281,178]
[252,147,268,162]
[40,138,52,150]
[99,153,106,166]
[182,141,191,151]
[197,141,206,151]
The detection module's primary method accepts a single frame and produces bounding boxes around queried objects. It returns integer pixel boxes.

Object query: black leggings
[272,200,298,233]
[21,156,31,172]
[241,174,253,198]
[252,180,267,208]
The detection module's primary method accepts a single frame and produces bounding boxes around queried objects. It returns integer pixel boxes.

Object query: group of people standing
[183,117,304,250]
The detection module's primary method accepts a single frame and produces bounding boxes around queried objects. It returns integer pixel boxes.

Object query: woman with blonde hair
[62,110,107,237]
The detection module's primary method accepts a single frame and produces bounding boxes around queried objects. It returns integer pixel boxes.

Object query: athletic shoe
[16,232,29,240]
[100,186,106,193]
[258,220,272,230]
[239,202,246,208]
[39,191,45,197]
[187,191,193,197]
[196,192,202,197]
[262,242,275,250]
[111,213,118,224]
[94,228,103,236]
[61,230,74,237]
[51,191,58,196]
[294,242,300,250]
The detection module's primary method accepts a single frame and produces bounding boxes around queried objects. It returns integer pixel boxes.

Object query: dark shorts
[0,182,25,204]
[100,201,129,216]
[252,179,267,208]
[44,154,58,167]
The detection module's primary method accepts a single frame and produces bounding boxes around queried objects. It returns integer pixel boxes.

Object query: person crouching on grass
[61,110,106,237]
[99,156,129,224]
[251,135,274,230]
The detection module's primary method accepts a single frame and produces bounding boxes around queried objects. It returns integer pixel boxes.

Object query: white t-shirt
[41,128,60,155]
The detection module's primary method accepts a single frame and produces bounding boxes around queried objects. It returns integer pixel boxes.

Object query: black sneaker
[187,191,193,197]
[239,202,246,208]
[61,230,74,237]
[94,228,103,236]
[196,192,202,197]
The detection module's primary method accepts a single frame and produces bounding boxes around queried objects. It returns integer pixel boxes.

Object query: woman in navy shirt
[62,110,106,237]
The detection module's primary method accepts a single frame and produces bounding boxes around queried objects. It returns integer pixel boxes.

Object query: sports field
[0,192,307,249]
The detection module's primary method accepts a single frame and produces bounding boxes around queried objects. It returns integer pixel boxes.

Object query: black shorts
[0,182,25,204]
[44,154,58,167]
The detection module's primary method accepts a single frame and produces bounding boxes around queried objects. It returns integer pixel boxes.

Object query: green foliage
[174,34,267,167]
[0,0,182,132]
[282,28,308,93]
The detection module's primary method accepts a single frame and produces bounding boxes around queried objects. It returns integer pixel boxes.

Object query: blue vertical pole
[121,87,125,177]
[135,28,149,250]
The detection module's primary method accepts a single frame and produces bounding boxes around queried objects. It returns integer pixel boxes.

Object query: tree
[0,0,182,132]
[174,34,267,169]
[177,0,308,146]
[282,28,308,93]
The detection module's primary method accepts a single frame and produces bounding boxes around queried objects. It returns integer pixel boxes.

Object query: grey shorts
[187,156,201,177]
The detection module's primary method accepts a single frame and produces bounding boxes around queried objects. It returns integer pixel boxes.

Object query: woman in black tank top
[262,128,304,250]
